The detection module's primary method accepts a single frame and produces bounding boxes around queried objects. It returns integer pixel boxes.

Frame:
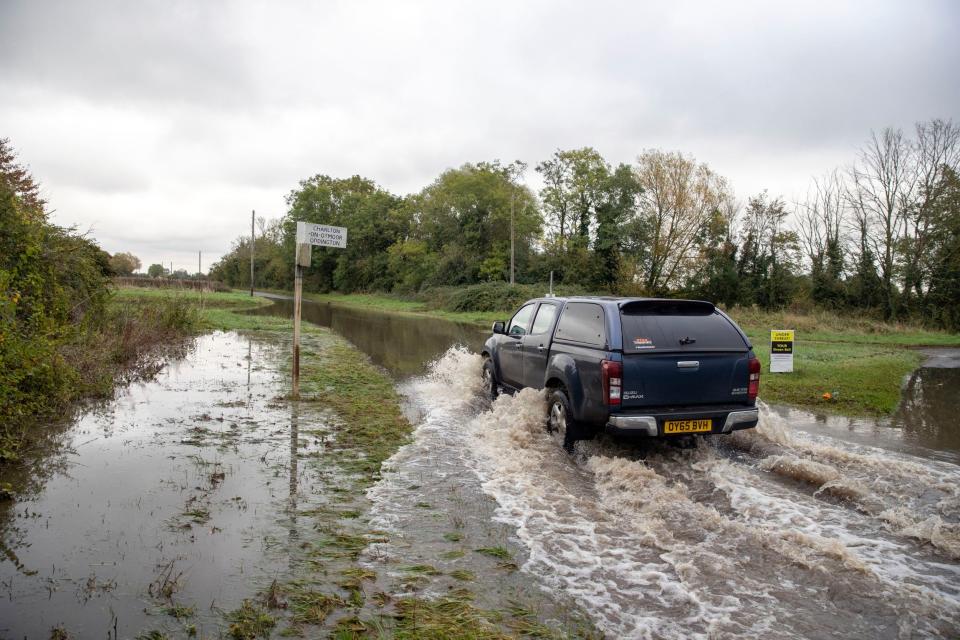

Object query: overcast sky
[2,1,958,272]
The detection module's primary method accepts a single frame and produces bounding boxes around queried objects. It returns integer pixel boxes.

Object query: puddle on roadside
[772,365,960,465]
[0,332,336,638]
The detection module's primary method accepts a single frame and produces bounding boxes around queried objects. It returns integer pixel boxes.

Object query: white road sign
[296,221,348,248]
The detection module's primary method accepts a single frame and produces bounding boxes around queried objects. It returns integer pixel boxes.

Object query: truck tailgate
[617,299,751,408]
[620,352,751,407]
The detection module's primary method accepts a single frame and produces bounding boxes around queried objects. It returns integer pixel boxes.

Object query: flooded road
[249,294,486,377]
[379,348,960,638]
[2,298,959,638]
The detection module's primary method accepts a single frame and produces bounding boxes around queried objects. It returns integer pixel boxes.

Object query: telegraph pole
[198,251,201,276]
[510,190,515,285]
[250,210,255,296]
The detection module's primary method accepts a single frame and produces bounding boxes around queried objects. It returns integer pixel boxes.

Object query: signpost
[770,329,795,373]
[292,221,348,398]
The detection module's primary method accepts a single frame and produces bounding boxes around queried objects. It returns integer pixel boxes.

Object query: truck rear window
[619,300,747,352]
[555,303,606,347]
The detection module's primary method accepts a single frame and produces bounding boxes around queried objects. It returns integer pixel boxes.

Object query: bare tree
[847,127,915,318]
[902,119,960,305]
[634,149,732,293]
[796,169,846,269]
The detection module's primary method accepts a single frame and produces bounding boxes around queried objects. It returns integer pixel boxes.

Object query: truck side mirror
[492,321,506,335]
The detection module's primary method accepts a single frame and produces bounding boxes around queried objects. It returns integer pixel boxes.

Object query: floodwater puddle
[0,332,336,638]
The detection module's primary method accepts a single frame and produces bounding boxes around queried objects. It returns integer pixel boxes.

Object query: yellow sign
[770,329,795,372]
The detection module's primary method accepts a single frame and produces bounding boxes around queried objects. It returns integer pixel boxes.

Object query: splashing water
[368,348,960,639]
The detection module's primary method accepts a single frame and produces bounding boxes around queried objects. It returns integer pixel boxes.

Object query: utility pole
[250,209,255,296]
[198,251,201,277]
[510,190,515,285]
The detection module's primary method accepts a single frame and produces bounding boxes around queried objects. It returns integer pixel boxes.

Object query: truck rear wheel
[547,388,587,453]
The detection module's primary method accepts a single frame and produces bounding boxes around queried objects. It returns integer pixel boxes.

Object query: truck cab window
[555,303,606,346]
[508,304,535,335]
[530,304,559,335]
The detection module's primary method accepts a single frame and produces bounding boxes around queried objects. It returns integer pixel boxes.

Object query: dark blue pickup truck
[481,296,760,450]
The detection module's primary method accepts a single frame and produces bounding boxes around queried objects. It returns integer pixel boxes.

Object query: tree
[593,164,642,289]
[109,252,141,276]
[536,148,610,247]
[147,264,166,278]
[738,192,799,308]
[409,161,540,286]
[687,199,740,306]
[901,119,960,312]
[0,138,45,216]
[796,170,846,307]
[633,150,733,294]
[924,166,960,329]
[847,127,915,319]
[282,175,406,292]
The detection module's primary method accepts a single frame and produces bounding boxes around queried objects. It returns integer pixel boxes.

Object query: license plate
[663,419,712,434]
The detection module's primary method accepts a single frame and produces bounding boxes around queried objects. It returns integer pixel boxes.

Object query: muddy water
[375,348,960,638]
[0,333,333,638]
[249,295,486,377]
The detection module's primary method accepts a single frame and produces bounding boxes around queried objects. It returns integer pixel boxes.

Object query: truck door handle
[537,344,544,352]
[677,361,700,369]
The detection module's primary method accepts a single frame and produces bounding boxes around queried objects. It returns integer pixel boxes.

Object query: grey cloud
[2,0,958,270]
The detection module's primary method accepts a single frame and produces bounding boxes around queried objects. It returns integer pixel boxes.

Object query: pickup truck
[481,296,760,450]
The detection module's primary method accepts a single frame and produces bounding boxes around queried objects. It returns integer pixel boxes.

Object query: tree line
[210,119,960,330]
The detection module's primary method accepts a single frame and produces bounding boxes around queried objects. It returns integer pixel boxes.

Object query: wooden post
[250,209,255,297]
[292,260,303,399]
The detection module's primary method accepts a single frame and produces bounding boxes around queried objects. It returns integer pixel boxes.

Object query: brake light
[748,357,761,400]
[602,360,622,406]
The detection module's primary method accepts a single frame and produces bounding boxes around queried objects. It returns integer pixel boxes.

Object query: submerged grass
[227,600,276,639]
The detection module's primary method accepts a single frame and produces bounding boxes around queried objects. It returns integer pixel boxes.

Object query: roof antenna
[547,271,554,298]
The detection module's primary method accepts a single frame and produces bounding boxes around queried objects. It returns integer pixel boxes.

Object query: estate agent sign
[770,329,795,373]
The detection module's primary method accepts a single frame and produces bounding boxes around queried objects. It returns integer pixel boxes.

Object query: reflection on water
[771,365,960,464]
[0,333,330,638]
[896,367,960,457]
[249,296,487,378]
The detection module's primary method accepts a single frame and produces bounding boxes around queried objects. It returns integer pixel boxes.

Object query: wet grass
[450,569,475,581]
[751,339,922,415]
[474,547,512,560]
[288,590,345,625]
[227,600,276,639]
[163,604,195,619]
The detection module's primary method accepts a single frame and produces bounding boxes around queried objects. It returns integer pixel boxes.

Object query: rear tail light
[748,357,761,400]
[602,360,622,406]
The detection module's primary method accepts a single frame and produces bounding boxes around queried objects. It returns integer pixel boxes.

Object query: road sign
[296,221,347,248]
[292,221,348,399]
[770,329,795,373]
